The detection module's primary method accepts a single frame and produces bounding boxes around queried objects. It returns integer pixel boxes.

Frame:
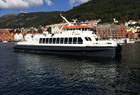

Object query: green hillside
[0,12,62,28]
[65,0,140,22]
[0,0,139,28]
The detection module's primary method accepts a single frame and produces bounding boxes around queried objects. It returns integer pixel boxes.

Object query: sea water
[0,42,139,95]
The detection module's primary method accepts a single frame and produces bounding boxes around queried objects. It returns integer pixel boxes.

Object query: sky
[0,0,90,16]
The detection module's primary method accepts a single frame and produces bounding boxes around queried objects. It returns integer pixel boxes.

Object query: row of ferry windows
[39,37,83,44]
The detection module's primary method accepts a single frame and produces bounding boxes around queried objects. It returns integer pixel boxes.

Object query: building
[125,20,140,39]
[96,24,134,39]
[0,29,14,42]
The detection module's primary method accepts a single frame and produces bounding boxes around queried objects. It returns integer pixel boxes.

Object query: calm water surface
[0,43,140,95]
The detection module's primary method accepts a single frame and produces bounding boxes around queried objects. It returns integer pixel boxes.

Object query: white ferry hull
[14,45,121,58]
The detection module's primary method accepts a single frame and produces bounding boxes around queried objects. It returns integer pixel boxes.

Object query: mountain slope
[0,12,62,28]
[65,0,140,22]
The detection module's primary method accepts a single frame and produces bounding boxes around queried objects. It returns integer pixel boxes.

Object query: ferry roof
[63,24,96,29]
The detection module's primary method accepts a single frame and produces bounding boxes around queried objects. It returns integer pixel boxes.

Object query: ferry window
[68,38,72,44]
[78,37,83,44]
[56,38,60,44]
[49,38,52,44]
[53,38,56,44]
[95,38,99,41]
[60,38,64,44]
[91,28,96,32]
[88,37,92,41]
[46,38,49,44]
[42,38,45,43]
[85,37,92,41]
[39,38,43,43]
[85,37,89,41]
[73,37,77,44]
[107,43,112,44]
[64,38,68,44]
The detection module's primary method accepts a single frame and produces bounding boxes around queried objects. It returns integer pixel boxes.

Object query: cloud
[69,0,90,7]
[0,0,53,9]
[45,0,53,6]
[0,0,90,9]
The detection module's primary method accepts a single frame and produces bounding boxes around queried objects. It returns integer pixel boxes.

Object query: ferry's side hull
[14,45,120,58]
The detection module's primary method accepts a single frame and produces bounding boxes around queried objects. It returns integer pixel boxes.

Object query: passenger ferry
[14,16,121,58]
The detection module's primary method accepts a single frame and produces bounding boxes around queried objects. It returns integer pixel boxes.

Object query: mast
[60,14,72,25]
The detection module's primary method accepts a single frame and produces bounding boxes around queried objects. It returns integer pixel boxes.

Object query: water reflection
[16,53,120,95]
[15,43,140,95]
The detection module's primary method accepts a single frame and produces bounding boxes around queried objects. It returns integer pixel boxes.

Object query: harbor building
[0,29,14,42]
[125,20,140,39]
[96,24,134,39]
